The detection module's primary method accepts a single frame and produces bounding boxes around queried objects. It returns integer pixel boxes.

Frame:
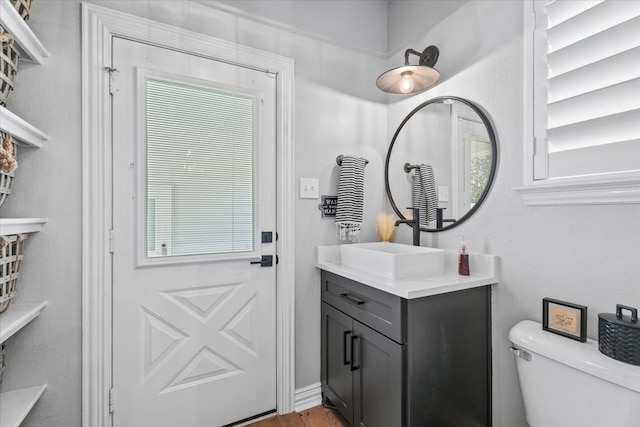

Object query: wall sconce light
[376,46,440,94]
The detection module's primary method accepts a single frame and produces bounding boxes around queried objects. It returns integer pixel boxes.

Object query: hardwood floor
[246,405,350,427]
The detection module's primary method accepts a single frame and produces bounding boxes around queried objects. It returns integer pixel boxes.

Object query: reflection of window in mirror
[451,116,489,219]
[470,137,491,208]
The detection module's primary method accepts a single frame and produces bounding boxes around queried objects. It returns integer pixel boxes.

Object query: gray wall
[1,2,83,425]
[2,1,638,427]
[2,1,388,426]
[386,2,640,426]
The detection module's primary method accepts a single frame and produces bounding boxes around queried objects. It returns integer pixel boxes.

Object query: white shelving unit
[0,0,49,64]
[0,3,49,425]
[0,221,48,426]
[0,106,49,147]
[0,385,47,427]
[0,218,47,236]
[0,0,50,148]
[0,302,48,343]
[0,302,48,426]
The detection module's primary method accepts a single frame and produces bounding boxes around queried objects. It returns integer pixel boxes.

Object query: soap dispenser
[458,237,470,276]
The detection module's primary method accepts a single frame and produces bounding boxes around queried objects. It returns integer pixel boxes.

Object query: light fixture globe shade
[376,65,440,94]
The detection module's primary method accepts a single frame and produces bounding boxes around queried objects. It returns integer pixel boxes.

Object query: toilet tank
[509,320,640,427]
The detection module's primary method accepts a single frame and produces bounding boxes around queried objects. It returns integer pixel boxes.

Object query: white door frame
[81,4,295,426]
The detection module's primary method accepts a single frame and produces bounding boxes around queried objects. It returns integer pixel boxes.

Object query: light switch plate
[299,178,319,199]
[438,186,449,202]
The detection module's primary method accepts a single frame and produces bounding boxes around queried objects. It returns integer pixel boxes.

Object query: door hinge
[109,229,114,253]
[109,387,115,413]
[106,67,119,95]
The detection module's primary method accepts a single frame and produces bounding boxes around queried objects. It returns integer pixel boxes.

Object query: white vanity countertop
[316,245,498,299]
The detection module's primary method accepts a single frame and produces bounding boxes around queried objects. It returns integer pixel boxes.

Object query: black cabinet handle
[340,293,365,305]
[350,335,360,371]
[343,330,352,365]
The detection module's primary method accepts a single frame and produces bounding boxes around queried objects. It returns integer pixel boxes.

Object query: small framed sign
[543,298,587,342]
[318,195,338,218]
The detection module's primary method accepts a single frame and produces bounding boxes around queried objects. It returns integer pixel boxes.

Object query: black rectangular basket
[598,304,640,366]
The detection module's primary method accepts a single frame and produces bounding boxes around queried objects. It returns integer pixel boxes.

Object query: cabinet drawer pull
[343,330,352,365]
[340,293,365,305]
[350,335,360,371]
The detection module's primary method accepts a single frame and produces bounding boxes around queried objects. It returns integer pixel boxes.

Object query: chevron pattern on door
[139,282,262,394]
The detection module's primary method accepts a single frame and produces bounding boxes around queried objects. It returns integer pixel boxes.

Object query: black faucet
[395,207,421,246]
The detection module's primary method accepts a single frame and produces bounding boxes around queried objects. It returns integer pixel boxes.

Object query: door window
[144,76,257,259]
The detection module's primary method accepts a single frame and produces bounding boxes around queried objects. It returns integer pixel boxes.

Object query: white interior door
[111,37,277,427]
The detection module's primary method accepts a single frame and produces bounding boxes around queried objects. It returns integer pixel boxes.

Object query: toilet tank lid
[509,320,640,393]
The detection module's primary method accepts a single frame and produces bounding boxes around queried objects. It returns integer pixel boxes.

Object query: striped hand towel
[412,164,437,226]
[335,156,368,242]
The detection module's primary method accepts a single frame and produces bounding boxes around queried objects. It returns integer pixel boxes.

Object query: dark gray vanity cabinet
[322,302,404,426]
[320,270,492,427]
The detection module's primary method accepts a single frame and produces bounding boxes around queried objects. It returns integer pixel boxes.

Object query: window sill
[513,175,640,206]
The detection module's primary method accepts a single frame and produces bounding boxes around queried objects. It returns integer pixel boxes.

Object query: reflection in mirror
[385,97,497,232]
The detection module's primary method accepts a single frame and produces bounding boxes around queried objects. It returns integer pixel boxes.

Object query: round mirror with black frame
[385,96,497,232]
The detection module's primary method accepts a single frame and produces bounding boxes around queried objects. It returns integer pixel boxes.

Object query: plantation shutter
[144,76,256,258]
[538,0,640,179]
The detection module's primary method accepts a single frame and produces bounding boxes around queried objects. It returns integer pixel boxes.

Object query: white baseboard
[294,382,323,412]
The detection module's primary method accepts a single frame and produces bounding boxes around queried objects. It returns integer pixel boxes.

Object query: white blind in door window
[543,0,640,179]
[145,76,256,258]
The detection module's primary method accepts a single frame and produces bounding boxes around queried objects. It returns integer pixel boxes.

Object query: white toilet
[509,320,640,426]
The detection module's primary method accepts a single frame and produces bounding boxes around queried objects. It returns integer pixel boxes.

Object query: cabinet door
[321,303,354,425]
[353,320,404,427]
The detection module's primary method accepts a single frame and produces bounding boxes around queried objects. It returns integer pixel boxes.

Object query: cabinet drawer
[321,270,405,343]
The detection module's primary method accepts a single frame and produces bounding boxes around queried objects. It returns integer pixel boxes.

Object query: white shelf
[0,301,48,344]
[0,385,47,427]
[0,106,49,147]
[0,218,48,235]
[0,0,49,64]
[0,4,49,425]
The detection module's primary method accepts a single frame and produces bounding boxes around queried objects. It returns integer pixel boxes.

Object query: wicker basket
[0,26,19,107]
[0,234,26,314]
[0,133,18,209]
[598,304,640,366]
[10,0,32,21]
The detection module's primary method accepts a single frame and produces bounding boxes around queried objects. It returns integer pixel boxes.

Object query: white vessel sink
[340,242,445,280]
